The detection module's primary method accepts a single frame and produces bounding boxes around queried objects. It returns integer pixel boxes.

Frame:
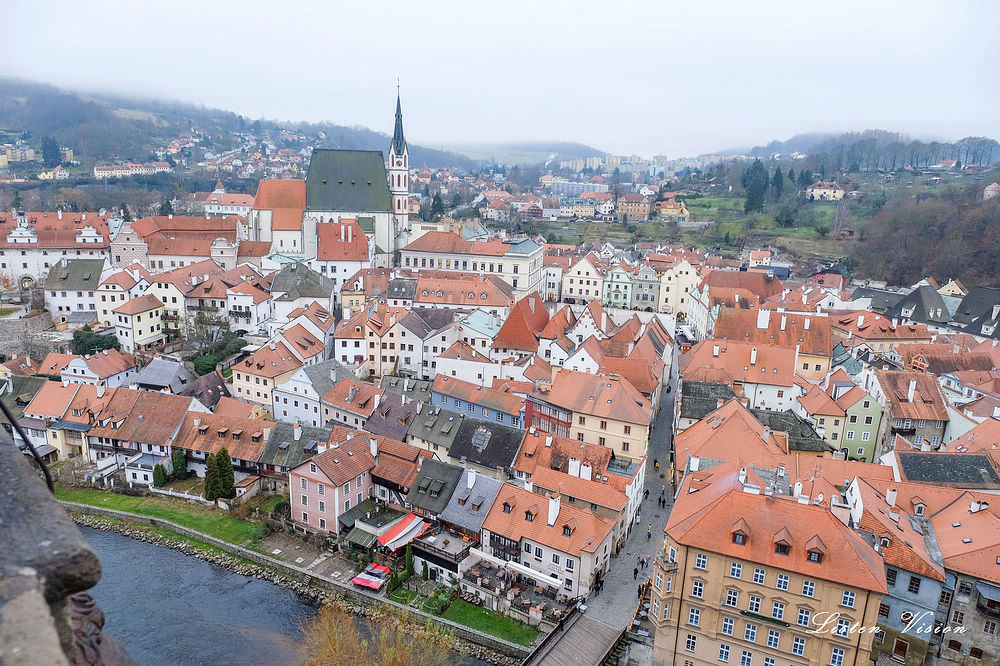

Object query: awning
[378,513,429,552]
[977,582,1000,603]
[507,560,561,589]
[345,526,378,549]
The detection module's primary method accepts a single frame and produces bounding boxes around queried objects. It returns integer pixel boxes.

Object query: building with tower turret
[388,91,410,241]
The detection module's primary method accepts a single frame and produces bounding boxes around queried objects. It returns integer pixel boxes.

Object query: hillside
[435,141,605,166]
[0,78,475,168]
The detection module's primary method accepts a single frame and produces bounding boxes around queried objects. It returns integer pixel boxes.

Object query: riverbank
[70,510,523,665]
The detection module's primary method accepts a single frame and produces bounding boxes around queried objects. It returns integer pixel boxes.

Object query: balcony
[229,309,252,319]
[414,532,472,563]
[740,609,791,628]
[978,600,1000,619]
[161,312,179,322]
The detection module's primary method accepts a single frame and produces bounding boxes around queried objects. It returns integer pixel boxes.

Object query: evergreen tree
[786,168,795,185]
[771,168,784,199]
[153,464,167,487]
[743,159,768,213]
[430,193,445,219]
[405,543,414,577]
[120,202,132,222]
[160,197,174,216]
[11,190,23,211]
[216,447,235,499]
[203,453,220,502]
[450,192,461,209]
[41,136,61,168]
[172,449,188,478]
[798,169,813,188]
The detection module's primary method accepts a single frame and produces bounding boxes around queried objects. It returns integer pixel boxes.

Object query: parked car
[351,563,391,591]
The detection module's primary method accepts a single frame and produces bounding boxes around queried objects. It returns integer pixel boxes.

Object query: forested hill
[0,78,475,168]
[850,174,1000,287]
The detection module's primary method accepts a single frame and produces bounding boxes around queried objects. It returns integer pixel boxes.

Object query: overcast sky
[5,1,999,157]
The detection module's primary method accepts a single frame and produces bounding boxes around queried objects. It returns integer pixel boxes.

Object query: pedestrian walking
[634,567,639,580]
[654,460,660,470]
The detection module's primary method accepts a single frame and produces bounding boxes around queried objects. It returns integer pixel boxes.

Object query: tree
[775,204,797,228]
[743,160,768,213]
[203,453,220,502]
[405,543,414,577]
[430,193,445,219]
[770,168,784,199]
[41,136,60,168]
[153,464,168,487]
[449,192,461,209]
[72,325,120,355]
[160,197,174,216]
[798,169,813,188]
[11,190,23,211]
[120,202,132,222]
[786,168,795,185]
[172,449,188,479]
[216,447,235,499]
[815,222,832,237]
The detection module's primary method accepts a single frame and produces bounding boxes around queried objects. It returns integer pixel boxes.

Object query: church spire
[391,88,406,157]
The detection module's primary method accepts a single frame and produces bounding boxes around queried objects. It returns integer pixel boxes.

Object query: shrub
[405,543,414,577]
[203,453,220,502]
[171,449,187,478]
[152,464,167,487]
[272,499,291,518]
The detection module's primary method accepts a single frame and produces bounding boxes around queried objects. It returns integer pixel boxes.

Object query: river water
[82,526,492,666]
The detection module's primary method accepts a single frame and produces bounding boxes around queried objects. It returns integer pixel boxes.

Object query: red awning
[377,513,429,552]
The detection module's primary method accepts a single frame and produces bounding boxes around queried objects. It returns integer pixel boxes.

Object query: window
[684,634,697,653]
[842,590,855,608]
[797,608,811,627]
[721,617,735,636]
[766,630,779,649]
[695,553,707,570]
[802,580,815,597]
[907,576,921,594]
[739,650,752,666]
[552,553,560,564]
[939,590,952,606]
[752,568,765,585]
[947,640,962,653]
[807,550,823,563]
[830,647,845,666]
[774,543,789,556]
[688,608,701,626]
[878,603,890,618]
[776,574,789,591]
[984,620,997,636]
[792,637,806,656]
[748,596,760,613]
[718,644,730,663]
[319,518,326,530]
[318,500,325,512]
[886,568,898,586]
[959,581,974,595]
[317,483,325,496]
[725,589,739,607]
[730,562,743,578]
[691,580,704,598]
[534,546,542,559]
[970,648,983,660]
[732,532,746,545]
[835,619,850,638]
[302,512,308,522]
[301,478,308,489]
[744,623,757,642]
[952,610,964,625]
[771,601,784,620]
[762,659,774,666]
[655,572,663,588]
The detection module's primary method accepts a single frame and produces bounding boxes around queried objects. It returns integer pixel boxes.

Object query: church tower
[388,90,409,243]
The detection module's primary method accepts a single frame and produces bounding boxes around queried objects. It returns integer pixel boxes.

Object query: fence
[148,486,227,509]
[60,501,534,659]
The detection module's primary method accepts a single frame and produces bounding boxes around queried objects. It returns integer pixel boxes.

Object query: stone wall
[60,502,534,660]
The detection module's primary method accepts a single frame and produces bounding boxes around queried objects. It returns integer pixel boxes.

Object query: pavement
[583,346,679,628]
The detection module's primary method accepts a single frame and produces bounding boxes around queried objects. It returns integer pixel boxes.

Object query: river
[82,526,493,666]
[82,526,316,665]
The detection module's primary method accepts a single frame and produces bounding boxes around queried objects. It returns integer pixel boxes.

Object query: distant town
[1,90,999,666]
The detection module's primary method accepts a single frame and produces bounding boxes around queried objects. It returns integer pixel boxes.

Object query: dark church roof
[305,150,392,213]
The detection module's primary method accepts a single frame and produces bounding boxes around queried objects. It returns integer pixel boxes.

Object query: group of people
[633,554,653,579]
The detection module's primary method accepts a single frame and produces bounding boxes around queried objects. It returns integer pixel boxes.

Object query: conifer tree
[203,453,220,502]
[216,447,235,499]
[771,167,784,199]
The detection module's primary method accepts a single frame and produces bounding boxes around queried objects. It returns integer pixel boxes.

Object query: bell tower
[388,87,409,243]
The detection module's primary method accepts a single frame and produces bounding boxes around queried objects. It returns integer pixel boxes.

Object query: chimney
[780,315,787,331]
[467,469,477,489]
[96,385,105,398]
[545,436,552,448]
[601,312,607,331]
[57,209,62,220]
[193,416,202,428]
[717,398,725,408]
[738,467,747,484]
[712,344,720,358]
[734,293,740,303]
[347,225,352,243]
[857,315,864,327]
[580,463,592,481]
[793,480,803,497]
[168,213,173,220]
[750,347,758,366]
[907,380,916,402]
[756,308,770,329]
[762,427,770,443]
[293,423,302,441]
[61,378,69,387]
[568,457,581,478]
[269,341,277,351]
[340,224,345,242]
[690,456,700,471]
[804,317,810,330]
[547,493,561,526]
[81,213,86,220]
[369,436,378,460]
[885,487,897,508]
[263,426,271,441]
[992,304,1000,320]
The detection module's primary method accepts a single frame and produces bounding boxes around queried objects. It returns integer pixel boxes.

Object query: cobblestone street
[584,347,678,628]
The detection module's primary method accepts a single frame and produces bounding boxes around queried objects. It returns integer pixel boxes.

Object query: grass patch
[164,476,203,493]
[441,599,540,646]
[0,307,20,317]
[389,588,418,605]
[56,486,263,545]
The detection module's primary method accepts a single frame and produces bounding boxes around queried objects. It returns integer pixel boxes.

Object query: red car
[351,563,391,591]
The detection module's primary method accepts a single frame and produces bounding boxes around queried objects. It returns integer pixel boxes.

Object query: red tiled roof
[493,293,548,352]
[112,294,163,316]
[532,369,652,425]
[431,375,524,416]
[322,378,383,417]
[239,341,303,379]
[316,221,369,262]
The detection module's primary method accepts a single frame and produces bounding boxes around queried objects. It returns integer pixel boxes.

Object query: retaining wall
[60,501,533,659]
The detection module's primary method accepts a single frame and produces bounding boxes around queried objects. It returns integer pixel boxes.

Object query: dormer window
[732,532,747,545]
[775,543,790,556]
[914,504,925,516]
[563,525,572,537]
[502,502,512,514]
[807,550,824,563]
[880,537,890,548]
[525,510,535,522]
[198,427,207,435]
